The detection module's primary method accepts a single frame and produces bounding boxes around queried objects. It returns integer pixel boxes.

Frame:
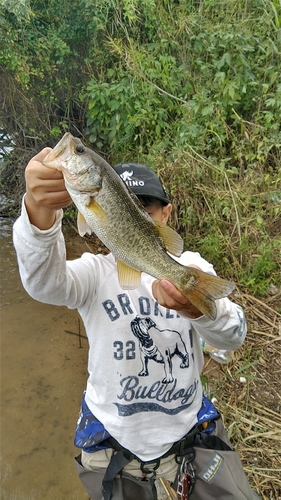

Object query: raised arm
[13,148,92,309]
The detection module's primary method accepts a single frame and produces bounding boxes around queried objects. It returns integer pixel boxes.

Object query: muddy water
[0,217,89,500]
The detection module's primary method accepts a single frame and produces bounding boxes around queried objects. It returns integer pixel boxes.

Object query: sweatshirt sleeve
[177,251,247,351]
[190,298,247,350]
[12,196,96,309]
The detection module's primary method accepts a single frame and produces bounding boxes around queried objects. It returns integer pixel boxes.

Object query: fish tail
[181,268,235,320]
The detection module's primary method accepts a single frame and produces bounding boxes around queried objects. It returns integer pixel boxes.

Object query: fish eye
[76,144,85,154]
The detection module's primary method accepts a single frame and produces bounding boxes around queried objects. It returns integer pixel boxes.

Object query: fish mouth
[43,132,76,170]
[44,133,102,195]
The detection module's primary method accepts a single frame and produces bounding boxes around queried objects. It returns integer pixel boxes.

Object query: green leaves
[81,0,281,168]
[1,0,33,21]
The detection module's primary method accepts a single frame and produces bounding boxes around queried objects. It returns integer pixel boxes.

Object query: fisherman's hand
[25,148,72,229]
[152,273,203,319]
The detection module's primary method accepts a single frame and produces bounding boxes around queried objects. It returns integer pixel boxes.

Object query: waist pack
[74,392,220,454]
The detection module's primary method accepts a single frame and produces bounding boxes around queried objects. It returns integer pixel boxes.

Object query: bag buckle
[140,459,160,477]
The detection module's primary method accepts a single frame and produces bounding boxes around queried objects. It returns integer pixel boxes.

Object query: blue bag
[74,391,110,452]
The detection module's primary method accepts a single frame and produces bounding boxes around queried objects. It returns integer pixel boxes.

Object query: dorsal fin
[116,259,142,289]
[154,221,183,257]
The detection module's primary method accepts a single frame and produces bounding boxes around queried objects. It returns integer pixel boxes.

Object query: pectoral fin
[77,211,92,236]
[87,199,107,222]
[77,199,107,237]
[116,260,142,289]
[154,221,183,256]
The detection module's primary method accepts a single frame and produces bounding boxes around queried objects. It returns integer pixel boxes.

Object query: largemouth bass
[43,132,234,319]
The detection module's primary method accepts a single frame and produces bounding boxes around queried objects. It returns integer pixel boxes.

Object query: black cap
[113,162,170,204]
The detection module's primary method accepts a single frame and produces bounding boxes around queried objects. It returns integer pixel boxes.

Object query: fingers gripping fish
[43,133,235,320]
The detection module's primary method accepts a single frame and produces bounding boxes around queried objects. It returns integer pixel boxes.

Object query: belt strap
[102,449,134,500]
[162,423,200,460]
[194,431,233,451]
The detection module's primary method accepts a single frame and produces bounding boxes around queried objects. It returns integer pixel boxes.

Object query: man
[13,149,260,500]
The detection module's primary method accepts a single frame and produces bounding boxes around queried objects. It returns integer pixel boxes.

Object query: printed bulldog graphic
[130,316,189,384]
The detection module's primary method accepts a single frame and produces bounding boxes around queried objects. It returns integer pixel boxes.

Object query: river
[0,216,89,499]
